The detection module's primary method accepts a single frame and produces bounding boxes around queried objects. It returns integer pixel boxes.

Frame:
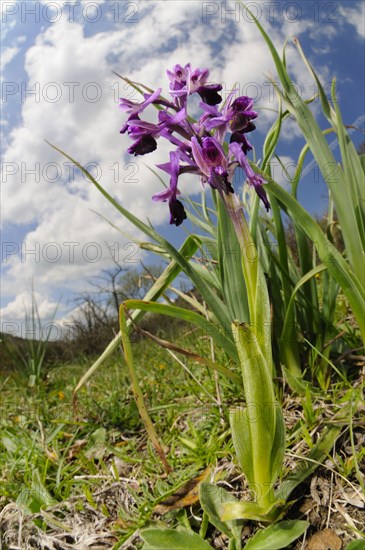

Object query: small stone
[306,528,342,550]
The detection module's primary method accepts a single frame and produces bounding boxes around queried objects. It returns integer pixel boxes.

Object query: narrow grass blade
[275,421,345,501]
[120,304,171,473]
[280,264,328,383]
[265,177,365,340]
[240,6,365,283]
[73,237,199,393]
[217,195,249,323]
[124,299,237,362]
[134,324,242,385]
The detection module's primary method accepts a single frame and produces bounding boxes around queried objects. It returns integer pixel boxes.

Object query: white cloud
[269,155,297,190]
[339,2,365,39]
[0,7,16,41]
[0,290,65,340]
[0,46,20,71]
[1,291,60,322]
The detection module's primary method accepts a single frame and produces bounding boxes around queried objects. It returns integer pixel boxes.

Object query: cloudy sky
[1,0,364,338]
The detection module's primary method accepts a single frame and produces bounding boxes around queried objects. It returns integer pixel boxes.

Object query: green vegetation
[1,311,363,548]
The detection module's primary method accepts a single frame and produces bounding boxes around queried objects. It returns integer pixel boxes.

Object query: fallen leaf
[306,528,342,550]
[45,448,58,462]
[154,467,211,515]
[68,439,87,459]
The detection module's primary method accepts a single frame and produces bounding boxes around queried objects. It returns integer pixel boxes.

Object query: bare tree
[68,259,164,355]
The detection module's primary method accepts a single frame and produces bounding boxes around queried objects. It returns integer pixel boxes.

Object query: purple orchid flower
[152,150,187,226]
[230,131,253,155]
[191,136,233,195]
[126,108,188,156]
[119,87,162,134]
[230,141,270,211]
[126,118,160,155]
[198,90,237,143]
[229,96,258,133]
[166,64,190,91]
[157,108,192,140]
[167,63,222,107]
[187,66,222,105]
[200,94,257,140]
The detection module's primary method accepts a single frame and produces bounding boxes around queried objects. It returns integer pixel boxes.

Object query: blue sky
[1,0,364,337]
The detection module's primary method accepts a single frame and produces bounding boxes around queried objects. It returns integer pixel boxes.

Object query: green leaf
[84,427,107,460]
[221,500,280,522]
[199,483,242,544]
[230,408,254,483]
[282,367,309,395]
[244,520,309,549]
[345,541,365,550]
[231,321,284,509]
[269,405,286,484]
[359,154,365,174]
[275,422,343,502]
[140,527,214,550]
[232,323,277,455]
[16,468,57,513]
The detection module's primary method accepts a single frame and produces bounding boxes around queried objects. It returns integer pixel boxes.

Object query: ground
[0,337,364,549]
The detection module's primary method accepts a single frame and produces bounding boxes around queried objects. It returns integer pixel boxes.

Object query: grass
[1,320,364,549]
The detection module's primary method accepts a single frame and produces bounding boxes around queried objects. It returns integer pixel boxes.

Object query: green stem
[223,192,273,372]
[232,323,276,510]
[222,191,281,511]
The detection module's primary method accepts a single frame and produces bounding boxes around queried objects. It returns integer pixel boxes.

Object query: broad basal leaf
[140,527,214,550]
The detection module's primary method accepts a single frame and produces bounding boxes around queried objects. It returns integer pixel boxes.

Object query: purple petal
[119,87,162,116]
[191,137,207,174]
[169,198,187,226]
[230,132,253,154]
[152,188,172,202]
[127,135,157,156]
[197,84,222,105]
